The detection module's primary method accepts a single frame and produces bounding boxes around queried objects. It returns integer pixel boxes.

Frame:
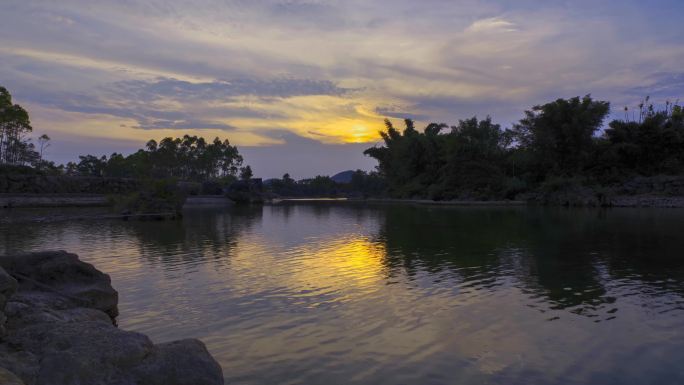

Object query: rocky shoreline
[0,251,223,385]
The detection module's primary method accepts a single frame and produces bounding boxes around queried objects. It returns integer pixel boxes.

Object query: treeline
[0,86,53,170]
[5,81,684,201]
[68,136,245,182]
[264,171,385,198]
[364,95,684,200]
[1,85,248,183]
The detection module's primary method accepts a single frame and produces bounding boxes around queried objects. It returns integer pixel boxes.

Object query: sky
[1,0,683,179]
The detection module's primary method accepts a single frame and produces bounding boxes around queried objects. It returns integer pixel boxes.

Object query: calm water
[2,203,684,385]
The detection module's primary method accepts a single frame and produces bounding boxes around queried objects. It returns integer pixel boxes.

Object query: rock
[9,321,154,385]
[0,251,118,319]
[0,267,18,338]
[0,267,18,308]
[0,251,224,385]
[0,367,25,385]
[14,323,223,385]
[133,339,224,385]
[4,291,112,328]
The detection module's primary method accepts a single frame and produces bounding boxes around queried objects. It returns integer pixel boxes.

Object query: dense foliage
[599,101,684,177]
[365,95,684,200]
[364,116,517,199]
[0,85,247,191]
[67,135,244,182]
[265,170,385,198]
[111,178,187,218]
[0,86,54,169]
[512,96,610,178]
[4,81,684,201]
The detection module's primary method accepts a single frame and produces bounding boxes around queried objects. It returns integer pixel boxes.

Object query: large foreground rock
[0,251,118,319]
[0,267,18,337]
[0,251,223,385]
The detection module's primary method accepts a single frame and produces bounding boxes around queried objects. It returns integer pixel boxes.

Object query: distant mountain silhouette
[331,170,354,184]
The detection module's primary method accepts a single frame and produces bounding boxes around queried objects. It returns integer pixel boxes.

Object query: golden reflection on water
[224,233,388,306]
[5,206,684,384]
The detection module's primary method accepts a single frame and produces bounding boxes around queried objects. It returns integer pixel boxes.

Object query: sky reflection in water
[2,204,684,385]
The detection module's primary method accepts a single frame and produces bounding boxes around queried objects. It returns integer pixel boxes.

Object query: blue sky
[1,0,683,178]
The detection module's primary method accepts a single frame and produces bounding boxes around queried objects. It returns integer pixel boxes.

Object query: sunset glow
[2,0,683,177]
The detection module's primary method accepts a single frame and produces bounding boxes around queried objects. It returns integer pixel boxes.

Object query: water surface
[2,203,684,385]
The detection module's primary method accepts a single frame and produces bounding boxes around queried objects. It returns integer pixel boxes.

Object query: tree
[364,116,511,198]
[364,118,438,196]
[434,116,511,199]
[349,170,386,197]
[76,155,107,177]
[602,100,684,175]
[70,135,245,181]
[37,134,50,168]
[512,95,610,177]
[0,86,34,165]
[240,165,253,181]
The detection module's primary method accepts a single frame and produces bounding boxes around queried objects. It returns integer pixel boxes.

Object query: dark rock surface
[0,251,224,385]
[0,251,119,319]
[0,267,18,338]
[0,367,24,385]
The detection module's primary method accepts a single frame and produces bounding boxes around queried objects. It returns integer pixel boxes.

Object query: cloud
[5,74,353,133]
[375,107,430,122]
[465,17,517,33]
[626,73,684,100]
[110,77,349,100]
[240,132,378,179]
[3,0,684,176]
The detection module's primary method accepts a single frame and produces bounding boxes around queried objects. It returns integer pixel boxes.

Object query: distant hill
[331,170,355,184]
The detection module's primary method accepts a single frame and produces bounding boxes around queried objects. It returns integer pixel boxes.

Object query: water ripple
[3,205,684,384]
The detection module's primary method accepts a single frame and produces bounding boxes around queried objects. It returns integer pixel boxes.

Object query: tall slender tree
[0,86,34,165]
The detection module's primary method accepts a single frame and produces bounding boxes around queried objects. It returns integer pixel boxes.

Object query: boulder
[0,267,18,338]
[0,251,118,319]
[0,367,25,385]
[0,251,224,385]
[133,339,225,385]
[0,267,18,308]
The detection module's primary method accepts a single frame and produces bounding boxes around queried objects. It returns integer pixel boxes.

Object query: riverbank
[358,198,526,206]
[273,196,684,208]
[0,194,109,208]
[0,251,224,385]
[1,194,233,209]
[5,192,684,210]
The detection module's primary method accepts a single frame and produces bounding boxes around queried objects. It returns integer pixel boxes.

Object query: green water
[2,203,684,385]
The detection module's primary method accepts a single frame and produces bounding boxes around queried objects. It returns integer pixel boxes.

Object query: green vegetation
[110,178,186,219]
[599,99,684,177]
[3,82,684,203]
[263,170,384,198]
[68,135,243,182]
[0,86,58,172]
[1,86,245,184]
[364,95,684,200]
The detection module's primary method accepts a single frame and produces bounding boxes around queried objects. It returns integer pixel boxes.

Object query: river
[2,203,684,385]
